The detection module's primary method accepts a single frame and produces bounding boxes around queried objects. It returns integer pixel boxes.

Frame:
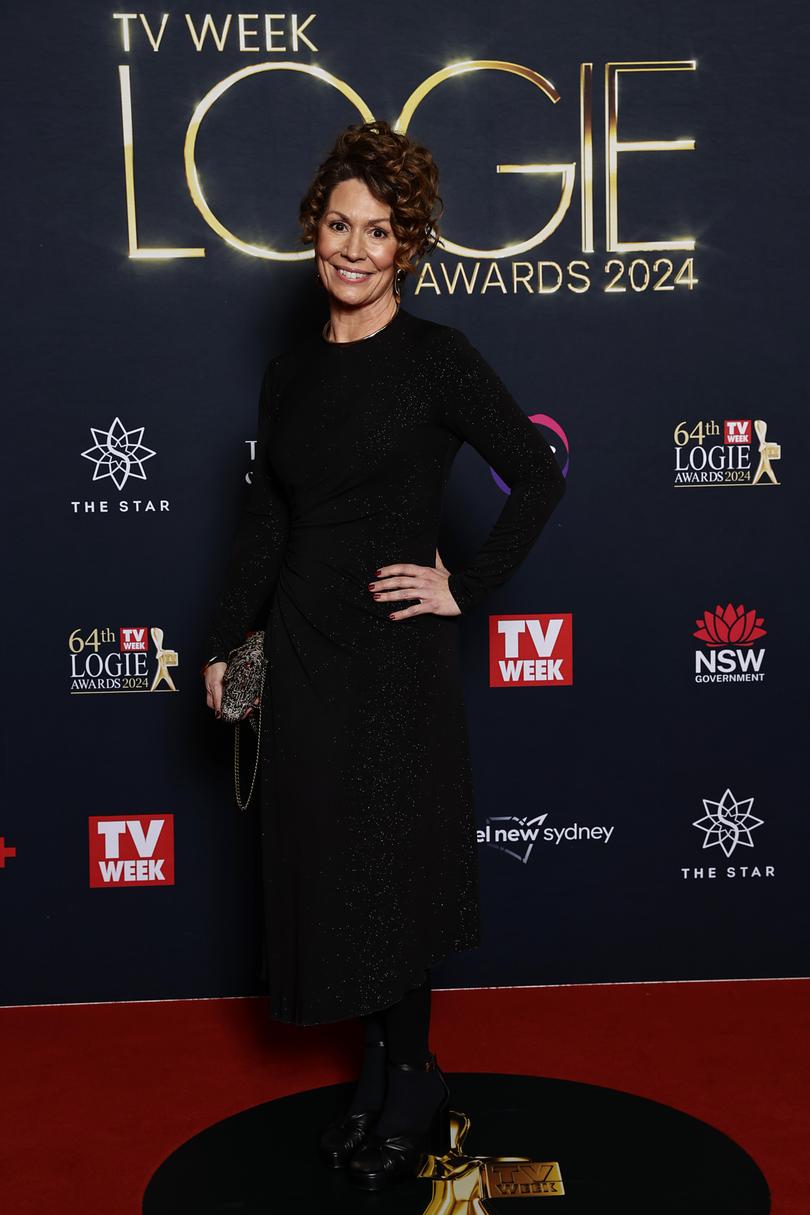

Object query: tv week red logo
[489,614,573,687]
[724,420,751,445]
[88,814,175,887]
[120,627,149,652]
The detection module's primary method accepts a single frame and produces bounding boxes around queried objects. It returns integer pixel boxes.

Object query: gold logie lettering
[605,60,697,252]
[118,66,206,258]
[117,56,697,261]
[109,14,170,52]
[237,14,261,52]
[290,13,318,52]
[580,61,594,253]
[397,61,576,260]
[140,13,169,52]
[104,13,320,53]
[112,14,138,52]
[184,63,373,259]
[184,14,233,52]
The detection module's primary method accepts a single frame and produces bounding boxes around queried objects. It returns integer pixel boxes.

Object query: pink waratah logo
[693,603,767,648]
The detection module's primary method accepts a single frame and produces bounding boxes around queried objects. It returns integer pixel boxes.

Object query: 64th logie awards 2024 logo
[673,417,781,487]
[69,626,179,693]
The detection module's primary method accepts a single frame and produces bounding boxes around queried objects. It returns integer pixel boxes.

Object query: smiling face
[315,177,400,307]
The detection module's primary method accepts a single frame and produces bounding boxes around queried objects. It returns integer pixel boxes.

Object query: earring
[393,269,404,297]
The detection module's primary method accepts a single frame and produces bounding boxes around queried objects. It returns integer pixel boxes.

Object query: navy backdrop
[2,0,808,1006]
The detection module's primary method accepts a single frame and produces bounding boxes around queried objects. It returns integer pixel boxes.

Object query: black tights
[382,966,432,1064]
[346,967,433,1114]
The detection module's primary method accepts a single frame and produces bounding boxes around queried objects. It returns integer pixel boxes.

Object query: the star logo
[81,417,156,490]
[693,788,763,857]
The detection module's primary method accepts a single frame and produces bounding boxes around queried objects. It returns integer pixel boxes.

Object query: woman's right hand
[203,661,228,718]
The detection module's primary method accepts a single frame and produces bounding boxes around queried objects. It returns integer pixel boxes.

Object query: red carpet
[1,978,806,1214]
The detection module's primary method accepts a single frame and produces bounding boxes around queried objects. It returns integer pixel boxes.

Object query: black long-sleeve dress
[204,305,565,1026]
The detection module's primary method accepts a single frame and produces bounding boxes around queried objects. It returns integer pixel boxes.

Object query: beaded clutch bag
[219,630,268,810]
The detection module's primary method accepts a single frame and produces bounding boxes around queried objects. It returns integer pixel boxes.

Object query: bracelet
[201,654,227,676]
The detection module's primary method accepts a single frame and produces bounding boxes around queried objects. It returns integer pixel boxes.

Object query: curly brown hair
[298,120,444,279]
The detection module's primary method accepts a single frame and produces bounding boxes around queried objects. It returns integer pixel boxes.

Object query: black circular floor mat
[143,1072,770,1213]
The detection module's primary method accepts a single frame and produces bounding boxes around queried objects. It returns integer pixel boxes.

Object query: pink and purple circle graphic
[490,414,570,492]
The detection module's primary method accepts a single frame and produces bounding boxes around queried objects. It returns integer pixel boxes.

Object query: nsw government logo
[681,788,773,881]
[489,614,573,687]
[69,625,179,693]
[673,417,781,487]
[89,814,175,888]
[693,602,767,683]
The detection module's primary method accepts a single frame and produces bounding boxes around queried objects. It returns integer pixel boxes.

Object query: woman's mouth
[334,267,372,282]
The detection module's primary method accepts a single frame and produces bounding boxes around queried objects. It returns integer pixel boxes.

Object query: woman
[201,120,566,1190]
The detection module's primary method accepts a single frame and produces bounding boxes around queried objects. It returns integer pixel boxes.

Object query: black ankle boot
[347,1052,451,1189]
[318,1040,386,1168]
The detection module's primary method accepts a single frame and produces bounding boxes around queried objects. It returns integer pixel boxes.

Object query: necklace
[322,302,400,344]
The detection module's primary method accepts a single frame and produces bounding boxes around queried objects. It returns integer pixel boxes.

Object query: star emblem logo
[81,416,156,490]
[693,788,763,858]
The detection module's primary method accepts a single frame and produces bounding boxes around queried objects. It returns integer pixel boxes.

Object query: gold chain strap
[233,662,267,811]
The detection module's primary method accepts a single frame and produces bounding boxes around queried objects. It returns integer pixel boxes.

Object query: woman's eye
[328,221,388,238]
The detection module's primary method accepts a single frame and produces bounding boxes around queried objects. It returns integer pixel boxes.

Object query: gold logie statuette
[751,419,781,486]
[481,1160,564,1199]
[150,626,179,691]
[417,1109,564,1211]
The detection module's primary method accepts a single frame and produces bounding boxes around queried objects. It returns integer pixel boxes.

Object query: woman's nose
[343,231,366,259]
